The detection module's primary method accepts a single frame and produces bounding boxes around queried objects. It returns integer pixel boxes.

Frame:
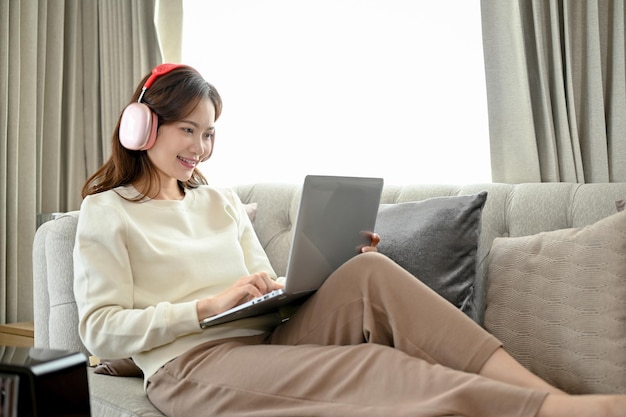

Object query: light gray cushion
[88,370,165,417]
[485,210,626,394]
[375,192,488,318]
[45,214,87,355]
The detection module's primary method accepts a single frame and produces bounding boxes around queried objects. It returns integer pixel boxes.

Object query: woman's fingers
[239,272,278,296]
[360,232,381,253]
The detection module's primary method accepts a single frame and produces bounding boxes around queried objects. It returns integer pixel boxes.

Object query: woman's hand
[196,272,284,321]
[360,232,381,253]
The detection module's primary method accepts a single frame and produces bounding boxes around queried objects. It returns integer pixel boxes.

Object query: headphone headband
[137,63,187,103]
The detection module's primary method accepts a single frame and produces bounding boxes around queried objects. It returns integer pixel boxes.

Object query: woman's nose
[191,135,205,155]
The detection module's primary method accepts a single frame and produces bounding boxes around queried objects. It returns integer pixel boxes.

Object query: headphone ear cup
[119,102,158,150]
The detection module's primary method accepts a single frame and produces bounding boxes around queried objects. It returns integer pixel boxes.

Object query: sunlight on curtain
[182,0,490,186]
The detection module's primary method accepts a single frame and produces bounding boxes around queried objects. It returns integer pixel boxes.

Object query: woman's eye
[182,127,194,134]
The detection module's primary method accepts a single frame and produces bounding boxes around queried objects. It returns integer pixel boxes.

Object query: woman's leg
[272,252,574,395]
[537,395,626,417]
[478,349,626,415]
[147,334,547,417]
[273,253,504,373]
[269,252,626,417]
[480,347,566,395]
[147,252,626,417]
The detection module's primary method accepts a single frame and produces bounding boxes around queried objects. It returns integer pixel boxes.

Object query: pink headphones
[119,63,186,150]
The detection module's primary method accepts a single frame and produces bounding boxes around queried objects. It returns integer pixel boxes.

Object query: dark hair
[81,65,222,200]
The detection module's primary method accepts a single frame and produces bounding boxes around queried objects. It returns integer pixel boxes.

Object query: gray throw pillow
[375,192,488,318]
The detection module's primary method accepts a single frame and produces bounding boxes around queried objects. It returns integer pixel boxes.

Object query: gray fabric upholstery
[33,182,626,415]
[88,369,163,417]
[376,192,488,317]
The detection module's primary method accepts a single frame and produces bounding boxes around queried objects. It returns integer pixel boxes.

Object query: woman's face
[147,98,216,185]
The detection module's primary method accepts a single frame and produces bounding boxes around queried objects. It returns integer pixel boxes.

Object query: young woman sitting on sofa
[72,63,626,417]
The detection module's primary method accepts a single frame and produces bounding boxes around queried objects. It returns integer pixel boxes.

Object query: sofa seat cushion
[87,369,165,416]
[485,210,626,394]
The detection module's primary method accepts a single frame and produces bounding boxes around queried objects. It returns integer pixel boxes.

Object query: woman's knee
[345,251,396,271]
[346,251,408,278]
[330,251,409,291]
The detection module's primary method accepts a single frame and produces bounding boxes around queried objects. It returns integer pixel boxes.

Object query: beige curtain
[0,0,182,324]
[481,0,626,183]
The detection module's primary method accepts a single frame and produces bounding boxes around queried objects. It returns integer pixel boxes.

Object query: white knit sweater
[73,185,279,387]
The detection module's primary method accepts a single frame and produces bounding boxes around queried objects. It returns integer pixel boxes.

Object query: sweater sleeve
[73,195,202,360]
[224,189,278,279]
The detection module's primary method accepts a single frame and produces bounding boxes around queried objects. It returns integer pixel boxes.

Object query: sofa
[33,181,626,416]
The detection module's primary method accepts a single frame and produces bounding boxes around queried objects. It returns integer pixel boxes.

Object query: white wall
[182,0,490,186]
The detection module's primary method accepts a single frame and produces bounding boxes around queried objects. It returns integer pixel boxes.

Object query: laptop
[200,175,384,328]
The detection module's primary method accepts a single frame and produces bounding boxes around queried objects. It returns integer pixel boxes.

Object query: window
[182,0,490,186]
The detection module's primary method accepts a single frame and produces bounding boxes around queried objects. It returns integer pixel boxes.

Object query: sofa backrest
[234,182,626,324]
[33,182,626,354]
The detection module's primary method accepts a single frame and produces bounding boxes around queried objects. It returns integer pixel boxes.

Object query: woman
[74,64,626,417]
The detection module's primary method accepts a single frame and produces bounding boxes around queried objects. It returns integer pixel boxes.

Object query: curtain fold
[1,0,39,325]
[1,0,164,323]
[481,0,626,183]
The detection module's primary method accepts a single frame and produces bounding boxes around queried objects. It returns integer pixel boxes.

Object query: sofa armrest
[33,220,51,348]
[33,212,88,356]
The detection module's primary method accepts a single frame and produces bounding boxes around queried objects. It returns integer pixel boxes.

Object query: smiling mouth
[177,156,198,168]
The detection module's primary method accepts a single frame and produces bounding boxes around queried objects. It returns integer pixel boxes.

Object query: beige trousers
[147,252,547,417]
